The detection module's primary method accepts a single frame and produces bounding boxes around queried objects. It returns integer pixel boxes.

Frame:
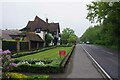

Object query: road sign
[59,50,66,57]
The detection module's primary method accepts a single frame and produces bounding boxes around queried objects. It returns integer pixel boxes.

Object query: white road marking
[101,50,114,55]
[81,45,113,80]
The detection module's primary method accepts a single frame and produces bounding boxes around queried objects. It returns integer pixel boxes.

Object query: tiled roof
[2,29,21,40]
[48,23,60,33]
[24,33,44,42]
[20,16,60,33]
[17,32,44,42]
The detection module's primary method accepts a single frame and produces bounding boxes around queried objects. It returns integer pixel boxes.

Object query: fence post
[17,41,20,52]
[29,41,31,50]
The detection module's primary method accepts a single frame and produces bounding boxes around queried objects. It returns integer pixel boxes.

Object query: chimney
[46,18,48,23]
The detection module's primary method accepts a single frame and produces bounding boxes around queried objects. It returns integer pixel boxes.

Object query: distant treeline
[80,2,120,50]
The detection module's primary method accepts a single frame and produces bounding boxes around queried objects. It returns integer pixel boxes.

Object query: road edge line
[81,45,113,80]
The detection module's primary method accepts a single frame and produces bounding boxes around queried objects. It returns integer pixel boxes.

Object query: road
[81,44,119,79]
[51,44,102,78]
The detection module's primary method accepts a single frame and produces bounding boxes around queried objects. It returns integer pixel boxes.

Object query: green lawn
[16,47,72,60]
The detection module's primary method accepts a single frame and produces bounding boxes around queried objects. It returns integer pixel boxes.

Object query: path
[50,44,102,78]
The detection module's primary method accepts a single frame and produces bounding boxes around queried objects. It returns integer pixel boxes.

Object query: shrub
[58,44,73,47]
[12,46,75,74]
[12,64,61,73]
[14,59,53,65]
[0,50,17,78]
[45,33,53,47]
[7,72,49,79]
[9,72,28,79]
[12,58,63,73]
[28,75,49,79]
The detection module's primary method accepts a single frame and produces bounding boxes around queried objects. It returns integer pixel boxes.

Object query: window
[35,28,41,33]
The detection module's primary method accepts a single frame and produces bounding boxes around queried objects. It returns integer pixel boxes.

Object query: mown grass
[16,47,72,60]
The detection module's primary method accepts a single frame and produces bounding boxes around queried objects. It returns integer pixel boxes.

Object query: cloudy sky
[0,0,96,37]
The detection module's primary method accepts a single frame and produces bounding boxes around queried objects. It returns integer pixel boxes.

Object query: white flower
[35,61,45,65]
[17,61,31,65]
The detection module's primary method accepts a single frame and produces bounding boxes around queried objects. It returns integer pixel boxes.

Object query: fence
[2,41,29,52]
[2,41,17,52]
[2,41,44,52]
[20,42,29,51]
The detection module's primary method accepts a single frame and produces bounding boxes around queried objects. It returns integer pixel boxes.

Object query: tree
[84,1,120,50]
[61,28,77,45]
[68,34,77,44]
[80,25,101,44]
[45,33,53,47]
[86,2,112,23]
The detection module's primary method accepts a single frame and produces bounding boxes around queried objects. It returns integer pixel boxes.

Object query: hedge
[12,64,61,74]
[12,45,75,74]
[14,59,53,65]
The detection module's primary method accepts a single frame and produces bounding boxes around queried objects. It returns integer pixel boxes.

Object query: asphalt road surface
[81,44,120,79]
[51,44,102,78]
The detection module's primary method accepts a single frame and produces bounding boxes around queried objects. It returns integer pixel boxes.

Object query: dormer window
[35,28,41,33]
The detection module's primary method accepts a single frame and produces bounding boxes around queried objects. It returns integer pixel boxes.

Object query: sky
[0,0,97,37]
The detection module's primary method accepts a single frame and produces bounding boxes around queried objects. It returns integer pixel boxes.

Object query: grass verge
[16,47,72,60]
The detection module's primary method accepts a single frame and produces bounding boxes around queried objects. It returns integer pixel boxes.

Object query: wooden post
[37,42,39,49]
[29,41,31,50]
[17,41,20,52]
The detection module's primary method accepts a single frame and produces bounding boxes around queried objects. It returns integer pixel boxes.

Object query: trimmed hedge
[12,64,61,73]
[14,59,53,65]
[12,46,56,58]
[57,44,73,47]
[12,45,75,74]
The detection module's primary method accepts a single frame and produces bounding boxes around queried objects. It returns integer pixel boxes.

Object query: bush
[45,33,53,47]
[12,58,62,73]
[14,59,53,64]
[7,72,49,79]
[12,46,75,74]
[0,50,18,78]
[12,64,61,73]
[28,75,49,79]
[58,44,73,47]
[9,72,28,79]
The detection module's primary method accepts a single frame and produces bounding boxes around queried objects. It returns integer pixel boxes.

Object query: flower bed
[7,72,49,79]
[12,46,75,74]
[13,58,62,73]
